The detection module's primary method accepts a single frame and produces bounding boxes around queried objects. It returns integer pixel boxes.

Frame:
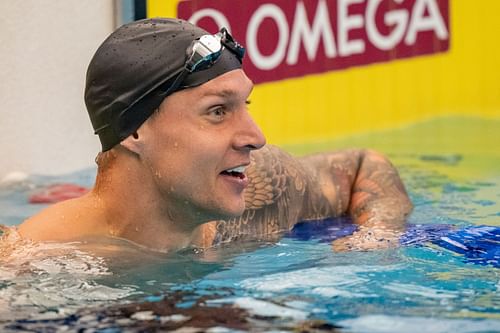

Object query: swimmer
[18,18,412,252]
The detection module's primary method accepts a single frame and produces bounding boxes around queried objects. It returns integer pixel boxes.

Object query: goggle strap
[160,69,189,97]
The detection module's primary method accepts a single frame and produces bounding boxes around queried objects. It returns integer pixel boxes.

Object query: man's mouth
[220,166,246,180]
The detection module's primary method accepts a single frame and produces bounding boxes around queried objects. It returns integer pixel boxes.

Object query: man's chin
[188,195,246,222]
[211,202,246,221]
[218,208,245,220]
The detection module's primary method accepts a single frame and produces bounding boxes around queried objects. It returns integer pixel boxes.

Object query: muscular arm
[299,149,412,226]
[299,149,412,250]
[210,146,412,249]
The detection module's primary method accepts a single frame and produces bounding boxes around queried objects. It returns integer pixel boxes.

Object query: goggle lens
[186,28,244,72]
[161,28,245,96]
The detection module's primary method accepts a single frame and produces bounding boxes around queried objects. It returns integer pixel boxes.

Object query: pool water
[0,117,499,332]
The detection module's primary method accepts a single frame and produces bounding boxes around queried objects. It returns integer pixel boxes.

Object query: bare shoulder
[244,145,308,209]
[212,145,310,243]
[18,194,103,242]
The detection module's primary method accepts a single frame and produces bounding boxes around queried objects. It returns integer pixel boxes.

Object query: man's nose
[233,110,266,151]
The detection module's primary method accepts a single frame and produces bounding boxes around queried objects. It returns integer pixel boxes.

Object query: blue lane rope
[288,218,500,267]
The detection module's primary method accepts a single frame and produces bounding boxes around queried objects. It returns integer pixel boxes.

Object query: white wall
[0,1,115,179]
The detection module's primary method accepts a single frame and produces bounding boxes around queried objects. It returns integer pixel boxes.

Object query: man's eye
[208,107,226,120]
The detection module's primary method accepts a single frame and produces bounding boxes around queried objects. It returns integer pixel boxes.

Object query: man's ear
[120,131,144,155]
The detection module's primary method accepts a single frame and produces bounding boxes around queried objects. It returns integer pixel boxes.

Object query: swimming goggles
[162,27,245,96]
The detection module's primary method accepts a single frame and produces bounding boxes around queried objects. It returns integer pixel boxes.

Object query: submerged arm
[299,149,413,250]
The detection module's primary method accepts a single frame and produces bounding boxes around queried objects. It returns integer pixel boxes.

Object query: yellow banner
[147,0,500,146]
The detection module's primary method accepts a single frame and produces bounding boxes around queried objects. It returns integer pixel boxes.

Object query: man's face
[137,69,266,224]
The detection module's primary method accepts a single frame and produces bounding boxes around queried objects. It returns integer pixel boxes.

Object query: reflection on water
[0,224,499,331]
[401,160,500,228]
[0,228,136,322]
[0,144,499,331]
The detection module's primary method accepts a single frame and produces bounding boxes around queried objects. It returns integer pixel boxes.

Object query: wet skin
[18,69,412,252]
[210,144,413,251]
[133,68,265,223]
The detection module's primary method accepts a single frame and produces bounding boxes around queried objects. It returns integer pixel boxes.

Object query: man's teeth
[226,166,246,173]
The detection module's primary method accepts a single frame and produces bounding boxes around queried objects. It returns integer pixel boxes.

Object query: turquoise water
[0,151,499,332]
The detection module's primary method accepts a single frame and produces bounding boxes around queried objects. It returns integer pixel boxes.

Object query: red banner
[178,0,450,84]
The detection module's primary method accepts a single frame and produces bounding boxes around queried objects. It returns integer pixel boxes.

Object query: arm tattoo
[212,145,307,244]
[348,151,412,227]
[211,147,412,245]
[298,150,362,220]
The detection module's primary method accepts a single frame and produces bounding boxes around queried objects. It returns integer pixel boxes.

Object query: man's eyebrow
[201,89,240,98]
[203,84,255,99]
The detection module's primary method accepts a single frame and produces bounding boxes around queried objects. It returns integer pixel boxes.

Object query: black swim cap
[85,18,243,151]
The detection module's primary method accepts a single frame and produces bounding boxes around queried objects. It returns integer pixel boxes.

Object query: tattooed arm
[211,145,308,244]
[298,149,413,250]
[209,146,412,250]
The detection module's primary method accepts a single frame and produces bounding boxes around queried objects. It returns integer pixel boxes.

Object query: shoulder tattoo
[213,145,307,244]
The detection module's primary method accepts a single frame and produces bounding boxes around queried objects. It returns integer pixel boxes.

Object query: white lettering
[188,8,232,33]
[366,0,408,50]
[338,0,365,56]
[246,4,289,70]
[187,0,449,74]
[286,0,337,65]
[405,0,449,45]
